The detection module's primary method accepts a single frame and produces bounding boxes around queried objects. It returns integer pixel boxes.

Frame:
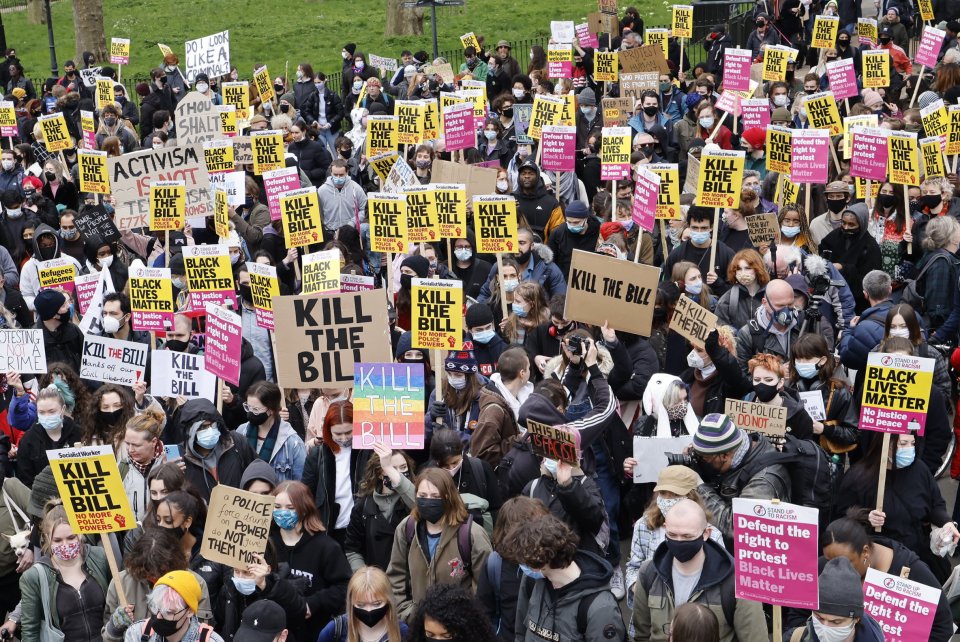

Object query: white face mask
[447,373,467,390]
[497,179,509,192]
[298,391,311,404]
[686,350,705,369]
[1,160,13,171]
[889,327,910,339]
[810,618,855,642]
[196,82,209,93]
[512,88,525,99]
[99,255,113,269]
[656,496,681,516]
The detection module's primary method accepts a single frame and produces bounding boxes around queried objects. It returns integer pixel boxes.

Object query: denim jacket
[232,419,305,482]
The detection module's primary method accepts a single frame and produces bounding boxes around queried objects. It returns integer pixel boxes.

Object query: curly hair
[491,497,548,551]
[80,384,136,447]
[498,514,579,568]
[38,362,91,419]
[726,248,771,287]
[358,448,415,497]
[408,585,496,642]
[747,352,783,378]
[124,526,187,581]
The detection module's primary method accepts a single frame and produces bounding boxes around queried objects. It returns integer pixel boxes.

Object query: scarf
[131,439,163,476]
[247,419,280,463]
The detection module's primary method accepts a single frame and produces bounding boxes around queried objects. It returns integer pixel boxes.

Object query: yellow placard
[460,32,480,51]
[474,196,519,254]
[396,100,425,146]
[887,132,919,186]
[601,127,632,166]
[48,445,136,533]
[766,126,793,175]
[78,151,110,194]
[857,19,878,46]
[368,193,408,253]
[109,38,130,64]
[843,114,878,158]
[404,185,438,243]
[38,259,76,291]
[434,183,467,238]
[184,246,234,294]
[861,353,934,430]
[422,99,439,141]
[812,15,840,49]
[854,175,881,200]
[697,150,746,208]
[214,189,230,238]
[370,152,398,182]
[762,46,791,82]
[672,5,693,39]
[158,43,174,58]
[280,188,324,248]
[301,250,341,296]
[251,130,284,175]
[366,116,399,157]
[129,269,174,329]
[776,173,801,205]
[917,0,933,21]
[218,106,238,137]
[805,92,842,136]
[204,140,235,174]
[0,102,16,129]
[945,106,960,156]
[529,94,565,140]
[253,66,274,104]
[248,262,279,327]
[149,180,185,231]
[862,50,890,89]
[920,137,945,178]
[649,163,681,220]
[594,51,619,82]
[96,78,114,110]
[412,279,463,351]
[38,113,72,151]
[560,93,576,126]
[222,82,250,122]
[645,29,669,60]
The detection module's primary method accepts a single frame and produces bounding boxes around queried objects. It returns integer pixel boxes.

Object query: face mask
[102,116,118,127]
[0,160,12,171]
[795,362,819,379]
[454,248,472,262]
[781,225,801,238]
[773,95,788,107]
[895,446,915,468]
[810,619,855,642]
[665,534,705,562]
[642,106,659,117]
[753,382,780,403]
[657,497,681,516]
[687,350,705,369]
[878,37,891,45]
[232,577,257,595]
[921,194,942,210]
[400,274,414,291]
[353,604,389,628]
[45,171,57,182]
[415,159,431,169]
[484,129,498,141]
[503,279,519,292]
[772,306,795,326]
[519,564,545,580]
[149,616,182,638]
[473,329,495,344]
[193,80,210,94]
[229,252,242,265]
[659,82,672,93]
[340,148,353,159]
[237,284,253,303]
[172,277,185,290]
[333,176,347,187]
[353,81,363,92]
[159,75,168,86]
[273,508,298,530]
[666,401,688,422]
[447,373,467,390]
[417,497,445,523]
[496,179,509,192]
[698,116,714,129]
[567,222,585,234]
[826,199,847,214]
[342,51,350,60]
[686,281,703,295]
[502,107,514,118]
[98,254,114,269]
[164,339,189,353]
[842,228,859,238]
[580,106,596,117]
[690,230,711,245]
[102,315,121,335]
[334,436,353,449]
[247,409,270,426]
[512,89,526,99]
[196,426,220,449]
[58,228,79,240]
[888,327,910,339]
[5,207,21,219]
[838,40,850,49]
[355,61,365,70]
[736,270,756,286]
[543,458,559,476]
[512,302,527,317]
[52,540,81,561]
[38,411,63,430]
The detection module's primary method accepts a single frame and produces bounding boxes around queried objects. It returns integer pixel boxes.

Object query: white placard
[798,391,826,422]
[632,436,694,483]
[150,350,217,400]
[0,329,46,373]
[80,334,149,386]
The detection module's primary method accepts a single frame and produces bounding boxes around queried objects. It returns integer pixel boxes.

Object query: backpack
[494,433,533,498]
[901,252,952,314]
[403,516,474,576]
[461,456,494,539]
[485,552,504,634]
[737,435,836,510]
[521,571,625,641]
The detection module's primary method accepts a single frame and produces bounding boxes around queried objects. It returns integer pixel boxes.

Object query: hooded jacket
[33,316,84,381]
[233,418,305,483]
[838,300,891,371]
[547,216,601,278]
[20,223,84,311]
[179,398,256,501]
[516,550,625,642]
[476,242,567,303]
[714,283,765,331]
[818,203,882,314]
[451,230,492,301]
[512,179,564,240]
[239,458,278,491]
[523,469,607,556]
[214,563,306,642]
[317,174,367,232]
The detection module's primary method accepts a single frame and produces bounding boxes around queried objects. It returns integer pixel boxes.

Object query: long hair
[670,604,720,642]
[442,371,482,416]
[38,362,91,419]
[503,281,548,343]
[273,480,326,534]
[408,585,496,642]
[871,182,907,234]
[322,400,353,455]
[41,500,80,557]
[777,203,817,253]
[488,257,520,308]
[346,567,403,642]
[411,468,468,528]
[671,261,713,309]
[358,448,415,497]
[144,462,188,524]
[789,334,844,389]
[80,384,136,447]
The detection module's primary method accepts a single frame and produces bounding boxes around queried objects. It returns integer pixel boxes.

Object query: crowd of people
[0,0,958,640]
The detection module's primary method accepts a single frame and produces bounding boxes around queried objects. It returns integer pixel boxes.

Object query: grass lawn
[5,0,672,84]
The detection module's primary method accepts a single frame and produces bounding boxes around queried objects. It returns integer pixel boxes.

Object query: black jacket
[344,492,412,572]
[288,139,332,186]
[220,339,267,428]
[664,240,736,296]
[293,80,320,125]
[512,180,560,240]
[605,335,659,405]
[318,89,343,130]
[179,398,256,501]
[139,86,176,140]
[17,417,80,487]
[522,473,606,556]
[4,285,32,329]
[215,563,307,642]
[818,222,882,313]
[302,443,371,529]
[35,319,84,375]
[547,217,601,278]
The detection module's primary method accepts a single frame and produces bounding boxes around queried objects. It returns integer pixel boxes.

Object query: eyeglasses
[152,606,186,620]
[242,403,267,414]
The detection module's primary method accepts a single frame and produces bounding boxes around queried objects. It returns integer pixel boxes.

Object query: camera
[567,335,585,356]
[666,452,699,468]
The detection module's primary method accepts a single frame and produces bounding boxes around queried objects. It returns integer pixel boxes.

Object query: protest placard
[425,62,454,84]
[920,136,946,178]
[854,175,881,201]
[601,97,633,127]
[745,213,781,248]
[618,72,658,102]
[149,180,185,231]
[799,391,827,422]
[442,103,475,152]
[109,144,212,231]
[369,54,398,74]
[301,250,341,296]
[95,77,114,110]
[812,15,839,48]
[725,398,787,437]
[80,334,148,386]
[213,186,228,239]
[915,26,945,69]
[527,420,581,465]
[826,58,858,101]
[887,131,919,186]
[221,81,250,122]
[421,98,438,140]
[368,193,408,253]
[766,126,792,176]
[273,290,392,388]
[857,18,878,47]
[48,445,135,533]
[529,94,565,140]
[564,250,659,336]
[921,100,949,141]
[129,266,174,332]
[252,66,273,104]
[261,166,300,221]
[739,99,771,130]
[850,127,890,181]
[150,350,216,399]
[858,352,934,434]
[697,149,745,208]
[733,498,819,609]
[540,125,576,173]
[204,303,242,386]
[762,45,794,82]
[575,22,600,49]
[218,104,237,137]
[341,274,375,293]
[863,568,940,642]
[0,329,45,373]
[672,5,693,38]
[38,258,76,295]
[80,110,96,147]
[647,164,680,220]
[474,196,519,254]
[863,49,890,88]
[843,114,879,158]
[78,150,110,195]
[600,126,631,181]
[790,129,830,184]
[620,44,670,74]
[805,91,843,135]
[39,113,72,151]
[459,32,480,50]
[431,159,497,197]
[776,173,801,206]
[366,115,399,156]
[280,188,323,248]
[593,51,618,82]
[73,205,120,245]
[109,38,130,65]
[251,130,284,175]
[547,44,573,79]
[396,100,424,146]
[723,48,752,92]
[412,279,463,350]
[175,91,220,145]
[588,11,618,35]
[669,295,718,349]
[78,67,101,89]
[433,183,467,238]
[632,436,694,483]
[247,261,279,330]
[200,485,272,570]
[183,244,237,309]
[645,29,669,59]
[383,154,418,193]
[353,363,425,449]
[75,272,100,315]
[203,139,235,176]
[631,166,659,233]
[0,101,16,137]
[185,29,230,84]
[917,0,934,21]
[404,185,438,243]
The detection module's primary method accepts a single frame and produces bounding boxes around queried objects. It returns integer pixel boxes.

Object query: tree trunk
[26,0,45,25]
[384,0,424,36]
[72,0,107,64]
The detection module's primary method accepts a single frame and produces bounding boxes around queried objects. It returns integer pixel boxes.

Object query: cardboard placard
[563,250,659,336]
[301,250,341,296]
[0,329,46,373]
[182,244,237,310]
[424,63,454,85]
[724,398,787,437]
[431,159,498,197]
[412,278,463,350]
[151,350,217,399]
[272,290,392,389]
[200,485,272,570]
[587,11,618,35]
[697,149,746,208]
[863,568,940,642]
[129,266,174,332]
[632,436,694,483]
[175,91,220,145]
[745,213,781,248]
[618,45,670,74]
[80,335,149,386]
[858,352,934,434]
[669,295,718,349]
[601,97,633,127]
[185,29,230,84]
[527,419,581,465]
[247,261,279,330]
[798,391,826,422]
[474,196,519,254]
[47,445,135,533]
[354,363,426,449]
[369,54,398,73]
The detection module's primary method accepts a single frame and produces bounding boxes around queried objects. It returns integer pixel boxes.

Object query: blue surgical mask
[567,223,585,233]
[232,577,257,595]
[512,302,527,317]
[38,413,63,431]
[172,277,186,290]
[543,458,558,476]
[473,329,496,344]
[454,248,472,262]
[795,362,819,379]
[620,219,635,231]
[196,426,220,449]
[503,279,519,293]
[273,508,299,530]
[333,176,347,187]
[519,564,544,580]
[698,116,715,129]
[686,281,703,295]
[580,106,596,117]
[690,231,711,245]
[781,225,801,238]
[895,446,915,469]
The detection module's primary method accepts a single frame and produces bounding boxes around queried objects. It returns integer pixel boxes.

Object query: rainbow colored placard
[353,363,425,450]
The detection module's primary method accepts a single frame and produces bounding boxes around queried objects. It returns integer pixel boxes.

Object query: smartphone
[164,445,182,461]
[821,249,833,261]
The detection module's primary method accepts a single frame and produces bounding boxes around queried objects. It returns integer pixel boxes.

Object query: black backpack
[901,252,952,315]
[737,435,835,510]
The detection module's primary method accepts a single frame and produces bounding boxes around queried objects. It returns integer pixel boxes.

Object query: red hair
[322,400,353,454]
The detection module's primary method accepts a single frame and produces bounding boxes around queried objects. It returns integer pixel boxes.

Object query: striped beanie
[692,414,744,455]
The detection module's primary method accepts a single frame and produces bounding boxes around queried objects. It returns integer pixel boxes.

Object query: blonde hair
[126,405,166,440]
[346,567,402,642]
[41,500,78,556]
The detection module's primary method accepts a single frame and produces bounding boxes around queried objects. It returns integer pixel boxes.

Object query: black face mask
[878,37,891,45]
[502,107,514,118]
[417,497,445,523]
[837,40,850,49]
[515,249,531,264]
[159,76,168,86]
[280,104,290,113]
[353,604,389,628]
[643,106,659,117]
[843,227,859,238]
[753,382,780,403]
[164,339,189,352]
[665,535,705,562]
[826,199,847,214]
[148,615,182,638]
[877,193,896,209]
[238,284,252,303]
[44,171,57,182]
[400,273,414,290]
[340,148,352,159]
[98,408,123,426]
[246,410,270,426]
[921,194,942,210]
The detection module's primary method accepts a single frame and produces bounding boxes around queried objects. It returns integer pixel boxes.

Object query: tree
[72,0,107,63]
[27,0,45,25]
[384,0,424,36]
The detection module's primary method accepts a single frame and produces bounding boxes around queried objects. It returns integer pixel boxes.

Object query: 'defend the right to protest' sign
[733,498,819,610]
[858,352,935,434]
[863,568,939,642]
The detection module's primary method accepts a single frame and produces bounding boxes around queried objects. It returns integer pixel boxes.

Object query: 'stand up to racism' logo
[753,505,767,517]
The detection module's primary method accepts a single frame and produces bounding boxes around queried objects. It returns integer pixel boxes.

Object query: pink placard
[722,49,753,92]
[74,273,100,315]
[548,60,572,79]
[203,304,242,386]
[443,103,476,152]
[850,128,889,181]
[575,23,599,49]
[540,126,576,172]
[740,99,770,130]
[632,167,659,232]
[715,91,741,117]
[733,499,820,610]
[916,27,945,69]
[825,59,858,101]
[263,167,301,222]
[790,130,830,184]
[83,130,97,149]
[0,125,15,137]
[600,163,629,180]
[863,568,939,642]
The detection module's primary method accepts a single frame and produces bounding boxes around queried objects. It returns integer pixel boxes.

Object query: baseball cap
[234,600,286,642]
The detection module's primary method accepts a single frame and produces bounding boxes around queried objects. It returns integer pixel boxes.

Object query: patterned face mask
[665,401,688,422]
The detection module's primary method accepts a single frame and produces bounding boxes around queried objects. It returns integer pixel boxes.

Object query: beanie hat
[400,255,430,278]
[685,93,703,110]
[445,342,478,373]
[168,251,185,276]
[250,114,269,128]
[395,331,414,360]
[465,304,494,329]
[9,394,36,432]
[692,413,745,454]
[918,91,940,110]
[344,43,357,56]
[194,73,209,84]
[818,557,864,619]
[862,89,883,109]
[564,201,590,218]
[11,88,25,100]
[948,20,960,33]
[578,87,597,106]
[34,289,66,322]
[28,467,59,518]
[155,571,201,614]
[771,107,792,122]
[741,127,766,150]
[600,221,626,240]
